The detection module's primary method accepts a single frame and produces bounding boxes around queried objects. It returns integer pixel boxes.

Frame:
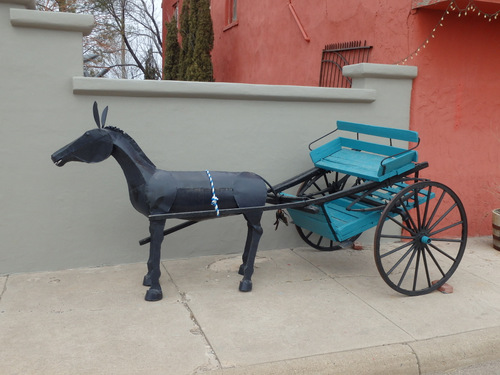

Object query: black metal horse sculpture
[51,103,267,301]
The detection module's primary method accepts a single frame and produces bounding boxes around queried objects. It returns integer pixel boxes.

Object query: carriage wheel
[374,181,467,296]
[295,171,361,251]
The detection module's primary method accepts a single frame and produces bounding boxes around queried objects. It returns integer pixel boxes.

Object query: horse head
[51,102,113,167]
[51,128,113,167]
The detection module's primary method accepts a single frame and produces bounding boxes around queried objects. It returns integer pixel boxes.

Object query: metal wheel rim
[374,181,467,296]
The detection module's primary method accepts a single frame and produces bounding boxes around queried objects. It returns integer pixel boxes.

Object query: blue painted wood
[340,138,410,156]
[368,182,408,201]
[323,198,382,240]
[289,207,339,242]
[289,198,384,242]
[309,138,342,161]
[310,121,419,182]
[337,121,419,142]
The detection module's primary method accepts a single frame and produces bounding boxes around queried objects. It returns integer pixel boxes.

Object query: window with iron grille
[319,40,372,88]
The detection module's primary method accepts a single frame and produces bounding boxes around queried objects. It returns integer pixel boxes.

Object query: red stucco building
[162,0,500,237]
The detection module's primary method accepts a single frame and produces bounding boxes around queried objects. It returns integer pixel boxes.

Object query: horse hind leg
[238,224,253,276]
[239,213,263,292]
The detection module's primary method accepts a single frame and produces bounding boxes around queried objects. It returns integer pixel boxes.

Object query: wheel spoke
[428,203,458,233]
[322,174,330,189]
[312,182,323,194]
[386,210,416,235]
[425,190,446,229]
[336,173,349,190]
[387,244,415,276]
[380,240,414,258]
[421,185,432,231]
[429,220,464,237]
[413,189,422,231]
[413,249,421,291]
[316,235,325,247]
[421,247,432,288]
[425,245,446,276]
[428,242,456,262]
[380,234,415,240]
[429,237,463,243]
[397,246,418,287]
[398,196,419,234]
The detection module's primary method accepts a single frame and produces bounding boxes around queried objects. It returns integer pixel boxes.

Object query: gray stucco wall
[0,0,417,274]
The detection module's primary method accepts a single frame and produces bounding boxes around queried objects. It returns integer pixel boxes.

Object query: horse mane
[105,125,125,134]
[104,126,156,168]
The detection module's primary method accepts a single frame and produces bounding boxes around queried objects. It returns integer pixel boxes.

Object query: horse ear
[101,106,109,128]
[93,101,101,128]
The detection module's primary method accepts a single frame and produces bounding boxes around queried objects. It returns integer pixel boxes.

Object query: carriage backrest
[336,121,419,143]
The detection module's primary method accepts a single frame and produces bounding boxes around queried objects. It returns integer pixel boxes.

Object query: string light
[396,0,500,65]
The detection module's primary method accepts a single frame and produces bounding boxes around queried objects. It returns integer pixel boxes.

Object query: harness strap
[205,170,220,216]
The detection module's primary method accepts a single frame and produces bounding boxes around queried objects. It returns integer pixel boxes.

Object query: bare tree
[37,0,163,79]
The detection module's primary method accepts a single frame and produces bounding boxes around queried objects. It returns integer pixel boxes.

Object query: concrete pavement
[2,236,500,374]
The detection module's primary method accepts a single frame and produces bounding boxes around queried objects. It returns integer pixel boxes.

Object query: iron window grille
[319,40,372,88]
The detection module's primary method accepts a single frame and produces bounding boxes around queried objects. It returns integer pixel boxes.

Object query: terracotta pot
[493,209,500,251]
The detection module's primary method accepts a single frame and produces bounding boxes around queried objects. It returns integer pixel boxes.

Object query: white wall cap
[0,0,35,9]
[73,77,377,103]
[10,8,94,36]
[344,63,418,79]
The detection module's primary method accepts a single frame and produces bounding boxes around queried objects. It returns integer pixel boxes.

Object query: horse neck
[108,130,157,188]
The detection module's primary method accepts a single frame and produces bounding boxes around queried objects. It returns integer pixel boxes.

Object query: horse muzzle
[51,149,68,167]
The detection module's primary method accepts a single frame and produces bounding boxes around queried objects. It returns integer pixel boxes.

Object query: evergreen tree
[163,17,180,80]
[165,0,213,82]
[178,0,193,80]
[186,0,214,81]
[144,47,160,80]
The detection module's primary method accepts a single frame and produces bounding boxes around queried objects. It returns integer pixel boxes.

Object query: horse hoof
[143,274,152,287]
[145,288,163,301]
[239,279,253,292]
[238,264,245,276]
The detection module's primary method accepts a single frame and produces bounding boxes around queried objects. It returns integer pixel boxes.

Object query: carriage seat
[309,121,419,182]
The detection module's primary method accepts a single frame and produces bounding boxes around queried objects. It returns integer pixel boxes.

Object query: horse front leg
[144,219,166,301]
[239,216,263,292]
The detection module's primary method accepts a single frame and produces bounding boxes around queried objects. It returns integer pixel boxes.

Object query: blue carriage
[270,121,467,296]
